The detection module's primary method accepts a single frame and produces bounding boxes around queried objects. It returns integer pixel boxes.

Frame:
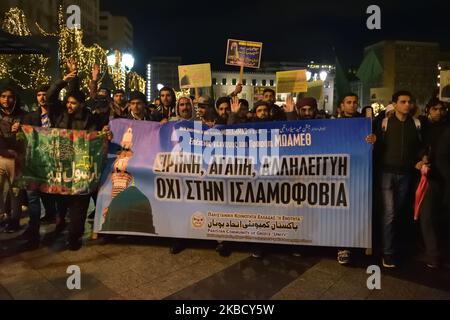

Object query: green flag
[335,57,351,104]
[19,126,107,195]
[356,50,383,85]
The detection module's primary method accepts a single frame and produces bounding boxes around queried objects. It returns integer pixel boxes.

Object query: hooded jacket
[170,95,196,121]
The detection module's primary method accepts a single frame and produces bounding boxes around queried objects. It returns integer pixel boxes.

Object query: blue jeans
[381,171,412,256]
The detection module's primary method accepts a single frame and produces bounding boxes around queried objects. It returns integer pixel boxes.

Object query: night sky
[100,0,450,75]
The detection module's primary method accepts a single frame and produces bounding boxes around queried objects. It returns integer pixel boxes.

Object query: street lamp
[306,71,312,81]
[107,53,116,67]
[122,53,135,70]
[319,71,328,81]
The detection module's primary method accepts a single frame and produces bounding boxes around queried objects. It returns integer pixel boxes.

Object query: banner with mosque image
[94,118,372,248]
[19,126,108,195]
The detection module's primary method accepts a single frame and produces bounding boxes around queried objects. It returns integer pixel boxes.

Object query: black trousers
[60,195,91,242]
[41,193,68,219]
[419,179,447,262]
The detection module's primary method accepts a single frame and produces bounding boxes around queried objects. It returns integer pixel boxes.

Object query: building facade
[211,67,335,113]
[99,11,133,52]
[360,41,440,107]
[146,57,182,101]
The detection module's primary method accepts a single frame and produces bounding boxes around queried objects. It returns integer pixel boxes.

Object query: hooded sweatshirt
[170,95,196,121]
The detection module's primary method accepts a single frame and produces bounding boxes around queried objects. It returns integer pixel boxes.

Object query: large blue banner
[94,118,372,248]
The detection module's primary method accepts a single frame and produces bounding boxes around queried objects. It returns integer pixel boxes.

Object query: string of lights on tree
[0,7,145,94]
[0,8,49,90]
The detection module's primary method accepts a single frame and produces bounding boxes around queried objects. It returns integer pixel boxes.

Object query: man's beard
[179,110,192,119]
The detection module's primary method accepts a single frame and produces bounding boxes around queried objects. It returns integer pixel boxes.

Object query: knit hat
[296,97,317,109]
[129,91,146,103]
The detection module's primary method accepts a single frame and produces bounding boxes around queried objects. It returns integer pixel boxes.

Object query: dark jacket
[227,110,250,125]
[435,125,450,208]
[376,115,422,173]
[421,118,450,182]
[46,78,100,131]
[126,108,153,121]
[22,110,44,127]
[45,78,80,127]
[53,108,99,131]
[0,104,27,152]
[285,111,320,121]
[150,105,176,122]
[87,80,127,121]
[341,111,362,118]
[270,104,286,121]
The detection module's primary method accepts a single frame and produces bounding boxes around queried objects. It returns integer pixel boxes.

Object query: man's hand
[365,134,377,144]
[230,96,240,113]
[415,161,429,171]
[102,125,113,141]
[66,58,77,73]
[232,83,243,96]
[283,95,295,113]
[415,155,430,170]
[63,70,77,83]
[11,122,20,134]
[92,64,100,81]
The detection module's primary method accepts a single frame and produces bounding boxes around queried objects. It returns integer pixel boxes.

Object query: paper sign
[370,87,392,104]
[225,39,263,69]
[440,70,450,102]
[178,63,212,89]
[306,81,324,101]
[276,70,308,93]
[253,86,276,101]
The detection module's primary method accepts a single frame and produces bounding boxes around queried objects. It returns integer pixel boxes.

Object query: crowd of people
[1,59,449,269]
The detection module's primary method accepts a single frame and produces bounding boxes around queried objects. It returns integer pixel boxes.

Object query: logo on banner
[191,212,206,229]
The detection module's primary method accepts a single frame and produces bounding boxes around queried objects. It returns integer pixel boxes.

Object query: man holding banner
[28,59,111,251]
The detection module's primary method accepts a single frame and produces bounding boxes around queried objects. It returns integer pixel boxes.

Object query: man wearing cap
[285,96,318,120]
[194,96,214,121]
[127,91,152,121]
